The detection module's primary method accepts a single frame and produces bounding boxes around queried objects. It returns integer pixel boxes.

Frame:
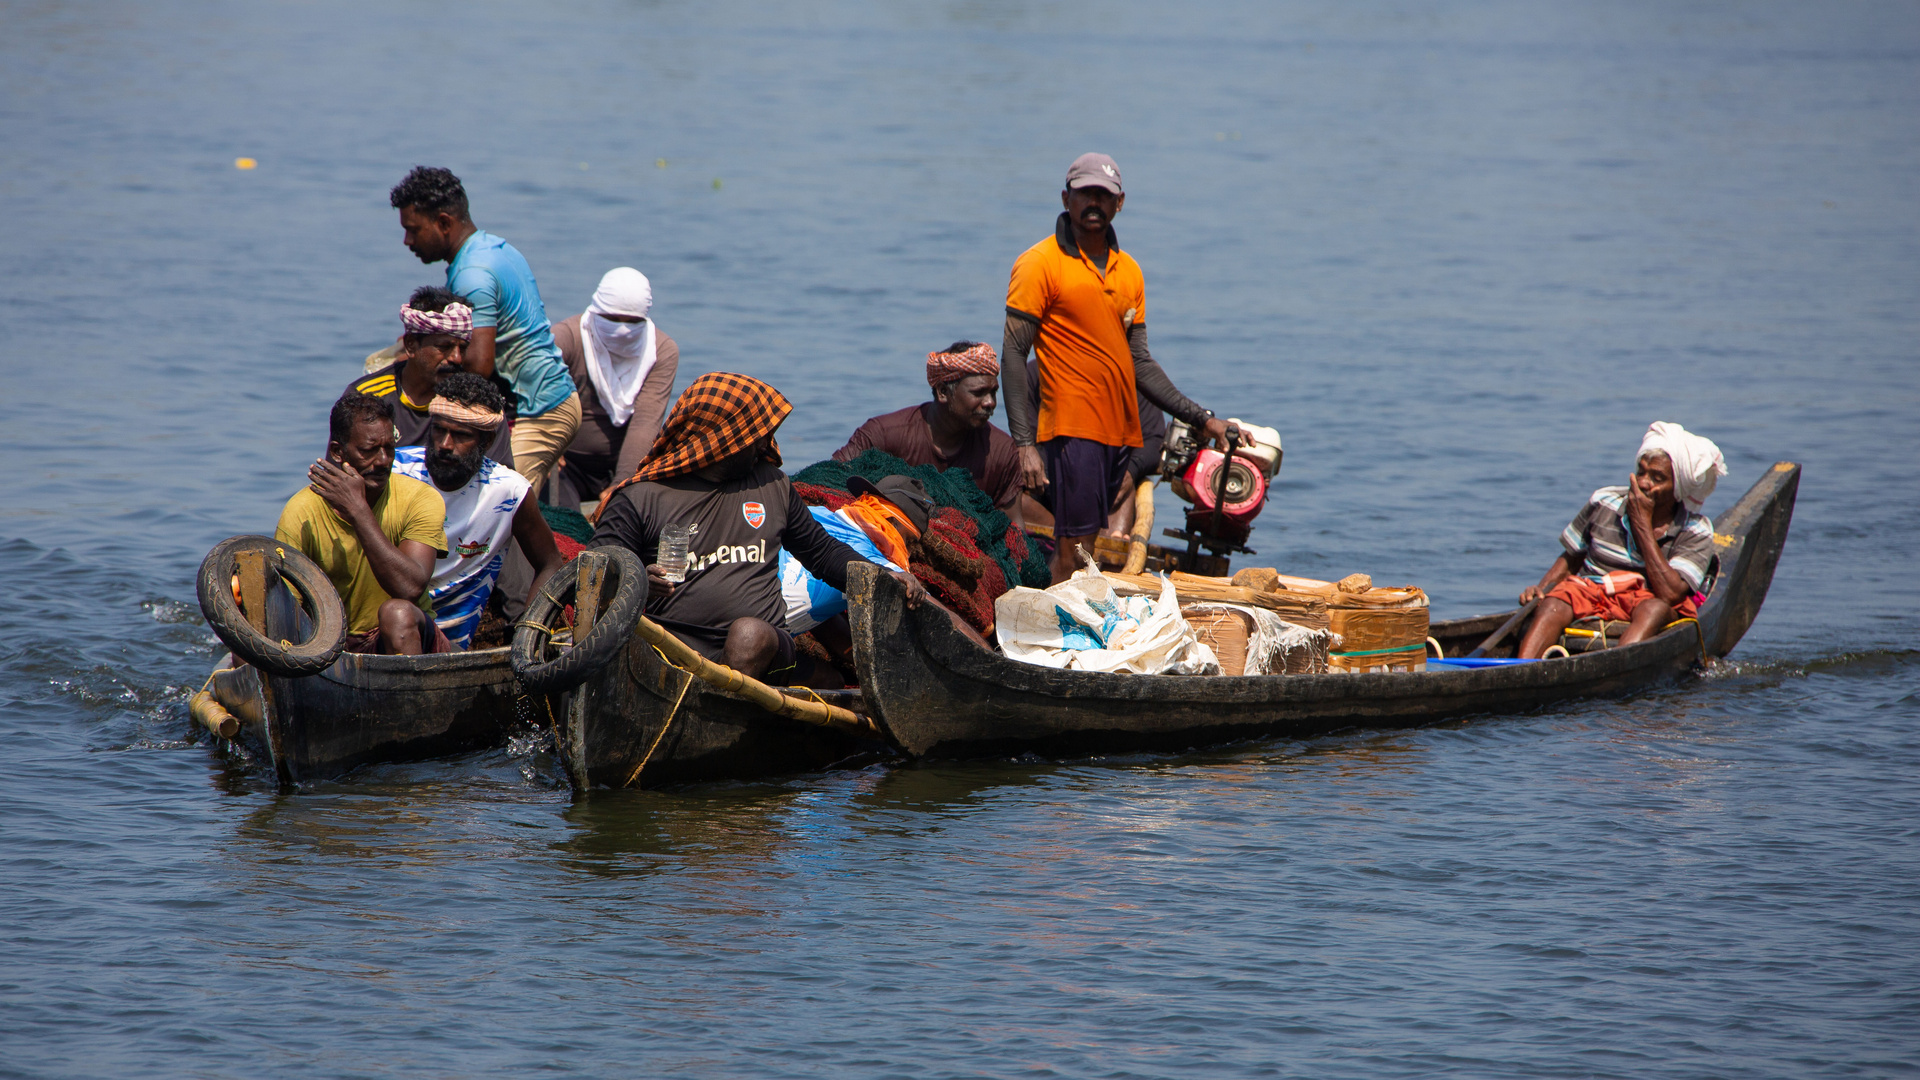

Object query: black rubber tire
[196,535,349,678]
[511,546,648,693]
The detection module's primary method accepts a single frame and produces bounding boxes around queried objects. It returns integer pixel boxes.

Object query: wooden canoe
[555,629,888,790]
[202,545,881,790]
[207,645,523,785]
[848,463,1800,760]
[206,631,881,792]
[202,569,524,785]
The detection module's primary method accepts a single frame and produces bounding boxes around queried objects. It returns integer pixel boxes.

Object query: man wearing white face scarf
[549,267,681,509]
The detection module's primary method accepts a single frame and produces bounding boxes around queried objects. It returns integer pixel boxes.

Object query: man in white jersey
[392,373,567,648]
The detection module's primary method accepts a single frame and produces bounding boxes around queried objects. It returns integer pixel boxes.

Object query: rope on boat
[1563,616,1704,656]
[632,617,880,740]
[1669,616,1709,666]
[622,648,695,789]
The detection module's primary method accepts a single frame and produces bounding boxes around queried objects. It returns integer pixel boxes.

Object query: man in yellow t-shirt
[275,392,449,654]
[1000,153,1231,583]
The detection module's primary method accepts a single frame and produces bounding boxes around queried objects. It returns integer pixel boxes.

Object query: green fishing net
[538,502,595,544]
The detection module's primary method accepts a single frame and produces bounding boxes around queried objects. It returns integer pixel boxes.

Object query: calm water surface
[2,2,1917,1076]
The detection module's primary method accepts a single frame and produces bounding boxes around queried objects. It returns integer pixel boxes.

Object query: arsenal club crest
[742,501,766,529]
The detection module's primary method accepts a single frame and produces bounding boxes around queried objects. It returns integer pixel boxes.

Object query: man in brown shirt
[832,341,1024,525]
[549,267,680,508]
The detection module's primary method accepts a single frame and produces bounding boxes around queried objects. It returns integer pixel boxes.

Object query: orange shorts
[1546,573,1697,623]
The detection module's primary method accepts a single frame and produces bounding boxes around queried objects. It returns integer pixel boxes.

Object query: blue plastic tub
[1425,657,1537,670]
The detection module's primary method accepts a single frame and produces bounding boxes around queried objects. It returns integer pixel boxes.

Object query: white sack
[996,565,1220,675]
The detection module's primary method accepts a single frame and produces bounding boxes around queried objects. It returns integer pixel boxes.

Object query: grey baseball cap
[1064,152,1123,194]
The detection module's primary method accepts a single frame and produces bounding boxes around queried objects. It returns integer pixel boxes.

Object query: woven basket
[1275,633,1330,674]
[1182,604,1331,676]
[1115,571,1329,627]
[1183,606,1253,676]
[1327,606,1429,654]
[1327,644,1428,674]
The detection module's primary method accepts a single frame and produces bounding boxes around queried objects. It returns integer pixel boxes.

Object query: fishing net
[539,503,595,544]
[792,450,1048,634]
[793,450,1048,589]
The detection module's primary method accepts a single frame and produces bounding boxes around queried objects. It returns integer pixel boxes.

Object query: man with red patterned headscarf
[831,341,1024,524]
[590,373,924,684]
[344,286,516,467]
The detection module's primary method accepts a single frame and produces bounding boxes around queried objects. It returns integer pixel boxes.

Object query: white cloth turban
[1639,421,1727,512]
[588,266,652,319]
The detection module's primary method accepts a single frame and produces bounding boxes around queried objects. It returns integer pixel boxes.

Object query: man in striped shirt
[1518,426,1724,658]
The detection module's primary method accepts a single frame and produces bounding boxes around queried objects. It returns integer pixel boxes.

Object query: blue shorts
[1040,437,1133,538]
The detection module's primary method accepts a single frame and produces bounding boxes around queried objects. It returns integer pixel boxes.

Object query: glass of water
[657,523,694,584]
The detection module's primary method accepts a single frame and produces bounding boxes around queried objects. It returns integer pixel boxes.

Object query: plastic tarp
[778,505,900,633]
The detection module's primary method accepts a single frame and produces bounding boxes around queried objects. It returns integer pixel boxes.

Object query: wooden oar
[632,617,882,740]
[1466,599,1538,658]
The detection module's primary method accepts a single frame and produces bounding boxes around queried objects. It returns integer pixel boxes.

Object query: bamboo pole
[632,617,881,740]
[190,690,240,739]
[1122,478,1157,575]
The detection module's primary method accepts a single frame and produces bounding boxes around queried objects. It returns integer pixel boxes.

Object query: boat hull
[557,631,885,790]
[211,646,522,785]
[851,464,1800,760]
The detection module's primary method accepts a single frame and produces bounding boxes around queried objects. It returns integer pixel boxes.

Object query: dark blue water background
[3,2,1917,1076]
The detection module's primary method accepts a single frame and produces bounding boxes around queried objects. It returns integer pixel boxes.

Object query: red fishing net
[791,483,1002,635]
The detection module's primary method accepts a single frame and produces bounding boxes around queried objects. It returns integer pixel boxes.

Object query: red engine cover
[1180,449,1268,523]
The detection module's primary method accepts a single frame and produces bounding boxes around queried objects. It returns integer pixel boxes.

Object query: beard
[427,442,486,489]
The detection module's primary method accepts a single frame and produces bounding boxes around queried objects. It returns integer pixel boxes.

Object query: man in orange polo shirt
[1001,152,1230,583]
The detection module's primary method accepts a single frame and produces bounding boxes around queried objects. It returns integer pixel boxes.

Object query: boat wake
[1700,646,1919,684]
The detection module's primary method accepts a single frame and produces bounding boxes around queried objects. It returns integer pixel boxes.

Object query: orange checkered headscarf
[597,373,791,517]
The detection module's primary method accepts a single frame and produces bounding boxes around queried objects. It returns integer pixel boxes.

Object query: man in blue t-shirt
[389,166,581,494]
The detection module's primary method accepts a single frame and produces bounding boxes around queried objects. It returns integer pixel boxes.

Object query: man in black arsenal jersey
[589,373,924,685]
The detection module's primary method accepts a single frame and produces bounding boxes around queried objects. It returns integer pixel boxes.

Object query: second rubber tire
[511,546,648,693]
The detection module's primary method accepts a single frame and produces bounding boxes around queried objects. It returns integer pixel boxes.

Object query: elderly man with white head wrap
[548,267,682,509]
[1517,421,1728,659]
